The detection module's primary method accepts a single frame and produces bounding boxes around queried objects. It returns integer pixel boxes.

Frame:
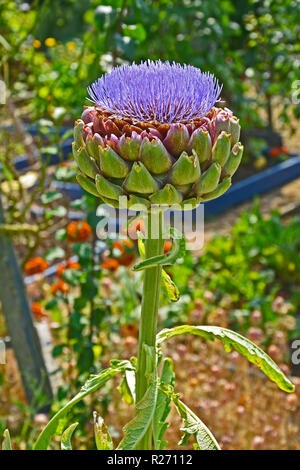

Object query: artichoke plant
[22,61,294,453]
[73,61,243,210]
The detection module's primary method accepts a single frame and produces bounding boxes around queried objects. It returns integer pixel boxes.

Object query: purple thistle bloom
[87,60,222,124]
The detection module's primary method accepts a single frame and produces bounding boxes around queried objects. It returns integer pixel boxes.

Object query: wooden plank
[0,196,53,410]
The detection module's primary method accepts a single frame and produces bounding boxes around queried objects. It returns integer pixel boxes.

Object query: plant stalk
[135,210,164,450]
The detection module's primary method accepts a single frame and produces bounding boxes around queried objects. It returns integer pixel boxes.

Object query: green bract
[73,106,243,210]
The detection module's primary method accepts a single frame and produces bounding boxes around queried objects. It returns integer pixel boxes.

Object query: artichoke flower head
[73,60,243,210]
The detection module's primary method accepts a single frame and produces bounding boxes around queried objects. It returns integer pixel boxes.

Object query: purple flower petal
[87,60,222,124]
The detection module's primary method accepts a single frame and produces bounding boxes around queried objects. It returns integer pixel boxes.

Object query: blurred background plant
[1,0,300,129]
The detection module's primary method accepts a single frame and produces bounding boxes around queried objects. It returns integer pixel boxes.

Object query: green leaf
[55,229,67,241]
[62,268,84,286]
[161,269,180,302]
[41,191,63,204]
[157,325,294,393]
[94,412,114,450]
[45,246,65,262]
[33,360,133,450]
[123,24,147,42]
[2,429,12,450]
[61,422,78,450]
[73,242,92,261]
[172,396,220,450]
[42,146,57,155]
[117,377,158,450]
[137,232,179,303]
[137,230,145,259]
[45,205,67,220]
[94,5,117,30]
[118,369,136,405]
[133,227,185,271]
[55,166,77,181]
[153,358,175,450]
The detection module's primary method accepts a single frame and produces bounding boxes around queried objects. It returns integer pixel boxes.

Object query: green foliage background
[1,0,300,131]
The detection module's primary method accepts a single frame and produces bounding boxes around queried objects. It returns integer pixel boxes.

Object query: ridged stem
[135,210,164,450]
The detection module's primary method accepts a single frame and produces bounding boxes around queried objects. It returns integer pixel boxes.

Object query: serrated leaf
[133,227,185,272]
[117,377,158,450]
[157,325,294,393]
[161,269,180,302]
[172,396,220,450]
[33,360,133,450]
[93,412,114,450]
[2,429,12,450]
[118,369,136,405]
[61,422,78,450]
[153,358,175,450]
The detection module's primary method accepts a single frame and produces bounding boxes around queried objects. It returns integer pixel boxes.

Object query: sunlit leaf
[161,269,180,302]
[157,325,294,393]
[117,347,156,450]
[153,358,175,450]
[61,422,78,450]
[133,227,184,271]
[93,412,114,450]
[172,396,220,450]
[117,377,158,450]
[2,429,12,450]
[118,369,136,405]
[34,360,134,450]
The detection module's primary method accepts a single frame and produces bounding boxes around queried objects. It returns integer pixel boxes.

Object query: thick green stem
[135,210,164,450]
